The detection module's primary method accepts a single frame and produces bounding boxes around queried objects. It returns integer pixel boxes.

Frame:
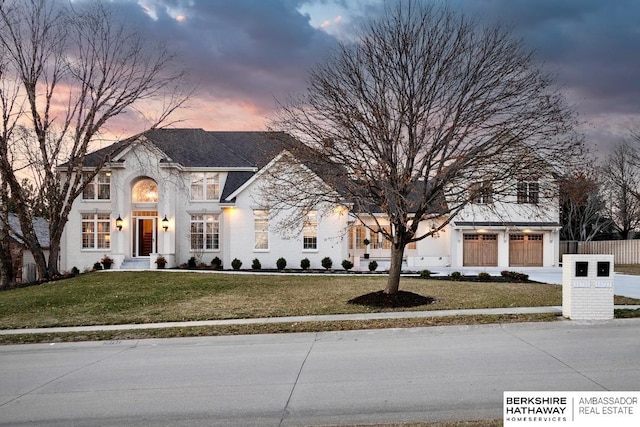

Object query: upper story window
[517,180,539,204]
[191,172,220,201]
[82,172,110,200]
[470,181,493,204]
[132,179,158,203]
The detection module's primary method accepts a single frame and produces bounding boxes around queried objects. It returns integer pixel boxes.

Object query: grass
[1,313,561,345]
[616,264,640,275]
[0,271,565,329]
[1,270,638,345]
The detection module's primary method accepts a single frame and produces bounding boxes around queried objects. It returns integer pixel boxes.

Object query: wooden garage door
[463,234,498,266]
[509,234,543,266]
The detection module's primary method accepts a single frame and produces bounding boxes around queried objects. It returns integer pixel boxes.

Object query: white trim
[225,151,290,201]
[183,167,258,172]
[225,150,337,201]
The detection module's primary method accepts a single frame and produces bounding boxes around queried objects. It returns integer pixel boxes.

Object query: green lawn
[0,271,568,329]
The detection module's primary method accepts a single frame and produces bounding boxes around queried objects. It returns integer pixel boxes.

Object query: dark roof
[73,129,303,201]
[1,214,50,248]
[350,179,449,216]
[79,129,295,169]
[220,171,256,201]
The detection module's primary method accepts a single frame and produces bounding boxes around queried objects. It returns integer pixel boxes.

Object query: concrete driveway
[431,266,640,299]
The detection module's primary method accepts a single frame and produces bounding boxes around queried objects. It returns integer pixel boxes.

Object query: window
[82,213,111,249]
[517,180,539,204]
[374,227,392,250]
[82,172,111,200]
[191,173,220,201]
[254,210,269,250]
[303,211,318,250]
[190,214,219,250]
[351,226,367,249]
[132,179,158,203]
[470,182,493,204]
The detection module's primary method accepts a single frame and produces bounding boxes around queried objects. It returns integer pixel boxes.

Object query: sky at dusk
[100,0,640,153]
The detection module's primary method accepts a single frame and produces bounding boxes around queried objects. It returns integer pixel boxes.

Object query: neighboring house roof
[1,213,50,248]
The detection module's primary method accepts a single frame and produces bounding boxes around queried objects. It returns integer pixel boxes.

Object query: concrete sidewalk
[2,305,639,336]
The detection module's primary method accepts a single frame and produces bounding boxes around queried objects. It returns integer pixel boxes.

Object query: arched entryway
[131,178,159,257]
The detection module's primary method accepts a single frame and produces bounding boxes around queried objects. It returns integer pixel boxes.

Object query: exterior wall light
[162,215,169,231]
[116,215,123,231]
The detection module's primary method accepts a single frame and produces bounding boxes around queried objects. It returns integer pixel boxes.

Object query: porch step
[119,258,149,270]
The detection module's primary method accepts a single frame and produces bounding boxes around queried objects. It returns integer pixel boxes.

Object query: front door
[134,217,156,257]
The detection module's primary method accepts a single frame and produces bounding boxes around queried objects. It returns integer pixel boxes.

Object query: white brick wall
[562,254,614,320]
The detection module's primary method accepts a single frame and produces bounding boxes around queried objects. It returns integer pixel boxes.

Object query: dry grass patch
[615,264,640,275]
[0,272,567,329]
[0,313,561,345]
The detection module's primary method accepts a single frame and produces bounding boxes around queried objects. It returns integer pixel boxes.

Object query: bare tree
[601,140,640,239]
[0,0,189,281]
[559,167,611,241]
[268,1,580,294]
[0,179,14,288]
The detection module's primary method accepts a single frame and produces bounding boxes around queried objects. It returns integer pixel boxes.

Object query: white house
[58,129,560,272]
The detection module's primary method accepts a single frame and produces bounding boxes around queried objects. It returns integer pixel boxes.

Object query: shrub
[252,258,262,270]
[187,257,197,269]
[211,256,222,269]
[71,266,80,276]
[478,272,492,282]
[368,260,378,272]
[449,271,462,281]
[500,270,529,282]
[231,258,242,270]
[321,256,333,270]
[300,258,311,270]
[342,259,354,271]
[93,262,102,271]
[276,257,287,270]
[420,269,432,279]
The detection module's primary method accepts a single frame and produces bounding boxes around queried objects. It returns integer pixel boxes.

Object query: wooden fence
[560,240,640,264]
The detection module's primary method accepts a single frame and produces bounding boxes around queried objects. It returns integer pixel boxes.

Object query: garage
[509,234,543,266]
[463,233,498,266]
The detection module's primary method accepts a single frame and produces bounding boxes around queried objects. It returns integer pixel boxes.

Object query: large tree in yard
[0,0,188,285]
[601,140,640,239]
[559,167,611,241]
[269,1,581,295]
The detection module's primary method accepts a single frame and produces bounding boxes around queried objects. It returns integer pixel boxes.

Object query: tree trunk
[0,228,13,289]
[384,244,405,294]
[47,241,61,276]
[0,185,14,289]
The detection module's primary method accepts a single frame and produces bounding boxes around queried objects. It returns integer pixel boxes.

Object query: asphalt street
[1,319,639,426]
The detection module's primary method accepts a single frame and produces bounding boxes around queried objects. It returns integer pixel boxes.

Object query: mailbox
[597,261,610,277]
[562,254,614,320]
[575,261,588,277]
